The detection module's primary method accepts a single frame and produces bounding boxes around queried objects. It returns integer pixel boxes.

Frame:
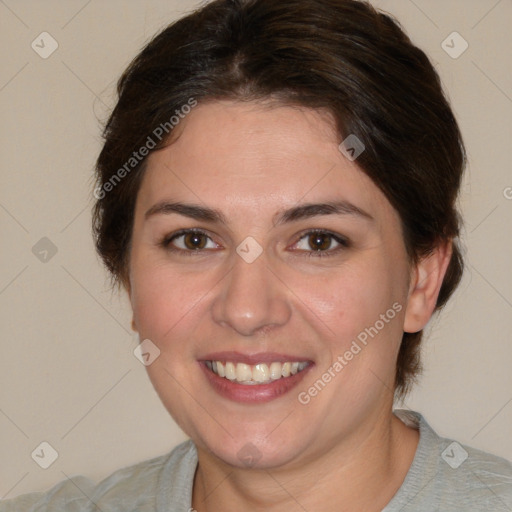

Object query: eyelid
[293,228,349,245]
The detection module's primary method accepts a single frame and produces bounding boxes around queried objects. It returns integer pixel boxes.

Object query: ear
[403,240,453,334]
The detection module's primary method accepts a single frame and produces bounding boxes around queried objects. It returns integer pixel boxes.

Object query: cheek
[130,260,211,345]
[294,259,401,343]
[305,266,406,397]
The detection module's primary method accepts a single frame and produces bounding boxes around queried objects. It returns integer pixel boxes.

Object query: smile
[205,360,310,385]
[200,353,314,403]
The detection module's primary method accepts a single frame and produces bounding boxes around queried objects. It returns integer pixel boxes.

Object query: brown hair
[92,0,466,399]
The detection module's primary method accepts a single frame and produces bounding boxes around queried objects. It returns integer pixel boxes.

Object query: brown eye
[162,229,218,254]
[307,232,332,251]
[182,232,208,250]
[293,230,349,258]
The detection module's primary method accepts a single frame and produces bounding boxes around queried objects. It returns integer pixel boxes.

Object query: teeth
[297,362,308,371]
[225,362,236,380]
[269,362,282,380]
[236,363,252,382]
[253,363,269,382]
[207,360,309,385]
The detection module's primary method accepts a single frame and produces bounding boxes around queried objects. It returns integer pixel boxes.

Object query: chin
[191,421,314,470]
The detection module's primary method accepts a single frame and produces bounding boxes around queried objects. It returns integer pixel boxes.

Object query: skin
[127,100,452,511]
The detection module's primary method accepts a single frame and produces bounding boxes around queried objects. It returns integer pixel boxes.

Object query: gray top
[1,410,511,511]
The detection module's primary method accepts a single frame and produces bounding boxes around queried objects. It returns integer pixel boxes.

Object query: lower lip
[199,362,313,403]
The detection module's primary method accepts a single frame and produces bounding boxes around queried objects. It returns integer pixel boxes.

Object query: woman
[2,0,511,510]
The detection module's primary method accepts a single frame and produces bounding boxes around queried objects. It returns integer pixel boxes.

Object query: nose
[211,248,292,337]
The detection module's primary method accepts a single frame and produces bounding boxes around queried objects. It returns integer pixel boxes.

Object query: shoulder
[388,410,512,512]
[449,440,512,508]
[0,440,197,512]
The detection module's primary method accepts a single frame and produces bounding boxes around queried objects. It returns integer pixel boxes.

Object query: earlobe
[403,240,453,333]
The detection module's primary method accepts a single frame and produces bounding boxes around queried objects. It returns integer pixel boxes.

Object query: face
[128,100,414,470]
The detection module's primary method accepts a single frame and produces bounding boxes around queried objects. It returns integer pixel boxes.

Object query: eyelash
[159,229,350,258]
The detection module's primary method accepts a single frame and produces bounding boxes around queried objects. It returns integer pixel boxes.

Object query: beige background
[1,0,511,499]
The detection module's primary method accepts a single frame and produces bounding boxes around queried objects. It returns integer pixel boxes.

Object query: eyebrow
[144,200,373,225]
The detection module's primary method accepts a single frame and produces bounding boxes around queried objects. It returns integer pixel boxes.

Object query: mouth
[205,360,310,385]
[199,353,314,403]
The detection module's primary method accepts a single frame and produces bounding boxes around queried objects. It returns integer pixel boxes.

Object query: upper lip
[199,351,314,365]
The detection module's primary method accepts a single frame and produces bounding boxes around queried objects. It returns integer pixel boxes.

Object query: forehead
[137,100,394,225]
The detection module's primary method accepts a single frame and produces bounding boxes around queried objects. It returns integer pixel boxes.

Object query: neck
[191,410,419,512]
